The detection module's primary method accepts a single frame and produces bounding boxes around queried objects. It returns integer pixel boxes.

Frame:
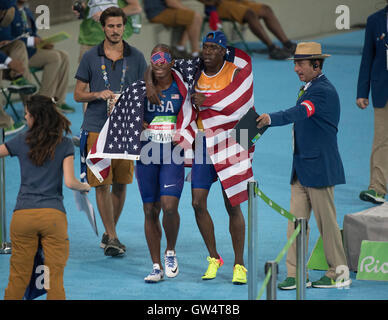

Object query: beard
[105,32,123,45]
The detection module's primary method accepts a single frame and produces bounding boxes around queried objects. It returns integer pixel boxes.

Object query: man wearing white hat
[257,42,351,289]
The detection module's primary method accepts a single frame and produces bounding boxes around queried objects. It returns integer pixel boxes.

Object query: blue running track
[1,30,387,300]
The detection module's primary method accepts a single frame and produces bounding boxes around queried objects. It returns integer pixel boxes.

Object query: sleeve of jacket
[357,15,375,99]
[269,89,325,127]
[0,51,8,64]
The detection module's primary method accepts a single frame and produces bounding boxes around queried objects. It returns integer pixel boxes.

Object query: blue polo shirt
[5,132,74,214]
[75,40,147,132]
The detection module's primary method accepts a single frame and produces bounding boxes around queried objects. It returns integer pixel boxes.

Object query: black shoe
[100,233,109,249]
[284,41,297,55]
[104,238,125,257]
[171,47,191,59]
[268,45,291,60]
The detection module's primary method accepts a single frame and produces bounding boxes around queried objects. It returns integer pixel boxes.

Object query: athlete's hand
[145,81,164,106]
[142,121,149,130]
[191,92,206,109]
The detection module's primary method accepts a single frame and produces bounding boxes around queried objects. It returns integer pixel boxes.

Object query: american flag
[86,71,196,182]
[174,47,255,207]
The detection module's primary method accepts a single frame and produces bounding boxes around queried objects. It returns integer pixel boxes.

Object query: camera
[73,1,85,19]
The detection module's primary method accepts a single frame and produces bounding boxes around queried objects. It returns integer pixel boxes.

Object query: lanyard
[20,9,29,34]
[100,55,127,93]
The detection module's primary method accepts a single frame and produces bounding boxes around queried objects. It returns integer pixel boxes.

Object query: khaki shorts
[150,8,195,27]
[217,0,263,24]
[87,132,134,187]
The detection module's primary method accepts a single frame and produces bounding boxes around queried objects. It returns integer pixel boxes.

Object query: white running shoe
[164,250,179,278]
[144,264,164,283]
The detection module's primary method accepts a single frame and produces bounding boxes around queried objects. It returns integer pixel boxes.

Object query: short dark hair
[100,7,127,27]
[309,59,324,70]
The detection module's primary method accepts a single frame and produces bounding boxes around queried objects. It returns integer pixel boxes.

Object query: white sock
[153,263,161,270]
[176,45,185,51]
[191,51,199,57]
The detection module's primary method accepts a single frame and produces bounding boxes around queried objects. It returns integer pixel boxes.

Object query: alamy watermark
[335,5,350,30]
[35,264,50,290]
[34,5,50,30]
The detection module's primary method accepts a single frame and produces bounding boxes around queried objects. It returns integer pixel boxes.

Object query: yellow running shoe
[232,264,247,285]
[202,256,224,280]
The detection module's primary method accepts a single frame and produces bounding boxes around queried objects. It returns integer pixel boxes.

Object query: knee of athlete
[192,198,206,214]
[162,206,178,218]
[144,207,159,220]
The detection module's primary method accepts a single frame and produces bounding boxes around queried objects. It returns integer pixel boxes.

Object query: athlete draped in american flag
[146,31,256,285]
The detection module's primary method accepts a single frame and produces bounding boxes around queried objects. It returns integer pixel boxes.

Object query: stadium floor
[1,29,387,301]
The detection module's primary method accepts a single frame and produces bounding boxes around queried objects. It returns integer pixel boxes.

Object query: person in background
[1,94,90,300]
[356,1,388,205]
[198,0,296,59]
[5,0,74,113]
[143,0,203,59]
[0,0,35,135]
[74,7,147,257]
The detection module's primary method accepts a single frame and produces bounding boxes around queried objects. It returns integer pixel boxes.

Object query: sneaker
[232,264,247,285]
[104,238,125,257]
[144,264,164,283]
[278,277,312,290]
[100,233,109,249]
[284,42,297,55]
[4,121,26,136]
[359,189,385,204]
[202,255,224,280]
[100,233,126,251]
[8,77,37,94]
[164,250,179,278]
[312,275,352,289]
[57,103,75,114]
[268,45,291,60]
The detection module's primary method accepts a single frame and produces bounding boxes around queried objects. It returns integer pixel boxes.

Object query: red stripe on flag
[201,84,253,120]
[221,168,253,190]
[227,190,249,207]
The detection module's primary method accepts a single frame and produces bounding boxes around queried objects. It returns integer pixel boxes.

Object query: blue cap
[0,0,15,10]
[202,31,227,49]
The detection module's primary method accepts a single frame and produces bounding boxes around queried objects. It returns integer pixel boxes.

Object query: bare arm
[122,0,143,15]
[0,144,9,158]
[74,79,114,103]
[63,155,90,192]
[144,66,163,105]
